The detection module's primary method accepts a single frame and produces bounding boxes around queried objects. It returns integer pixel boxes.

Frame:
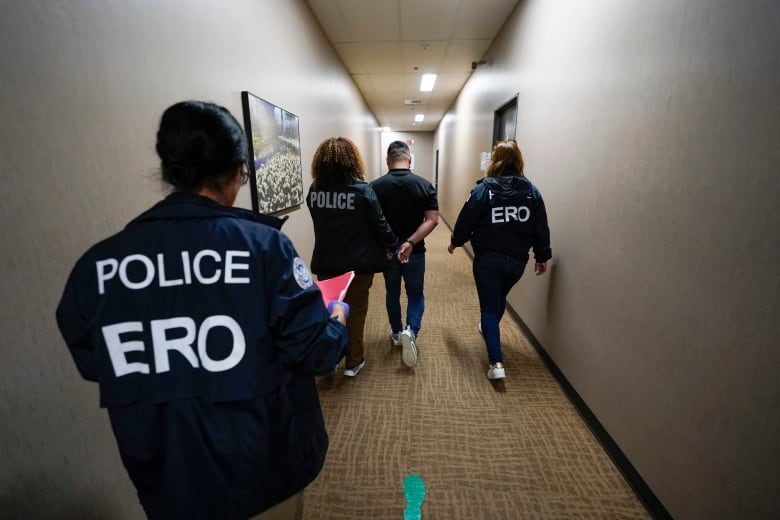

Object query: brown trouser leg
[343,274,374,368]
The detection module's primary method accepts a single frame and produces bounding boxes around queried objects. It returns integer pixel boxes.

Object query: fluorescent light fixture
[381,126,391,132]
[414,114,424,122]
[419,73,437,92]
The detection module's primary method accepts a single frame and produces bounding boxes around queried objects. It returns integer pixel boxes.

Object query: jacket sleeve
[531,188,552,262]
[450,186,484,247]
[265,232,348,376]
[56,258,99,382]
[364,186,399,248]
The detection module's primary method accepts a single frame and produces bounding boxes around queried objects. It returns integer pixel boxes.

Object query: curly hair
[311,137,366,189]
[486,140,525,178]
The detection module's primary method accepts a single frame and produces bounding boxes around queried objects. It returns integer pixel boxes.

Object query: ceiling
[304,0,520,132]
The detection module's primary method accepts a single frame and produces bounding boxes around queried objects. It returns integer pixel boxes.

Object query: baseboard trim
[505,305,673,520]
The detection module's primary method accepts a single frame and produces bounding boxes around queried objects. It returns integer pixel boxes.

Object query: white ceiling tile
[306,0,352,42]
[367,74,405,92]
[336,42,404,74]
[399,0,457,41]
[306,0,520,131]
[452,0,518,39]
[401,40,447,73]
[362,91,393,106]
[434,72,472,90]
[336,0,400,42]
[402,72,425,92]
[360,43,404,74]
[379,92,416,106]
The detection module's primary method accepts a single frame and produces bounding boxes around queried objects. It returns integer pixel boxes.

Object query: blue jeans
[383,253,425,336]
[473,252,527,364]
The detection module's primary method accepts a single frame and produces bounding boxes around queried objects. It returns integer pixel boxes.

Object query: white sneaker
[343,359,366,377]
[487,362,505,380]
[390,330,401,347]
[400,328,418,368]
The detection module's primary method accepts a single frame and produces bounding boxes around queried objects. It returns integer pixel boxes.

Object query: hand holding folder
[313,271,355,307]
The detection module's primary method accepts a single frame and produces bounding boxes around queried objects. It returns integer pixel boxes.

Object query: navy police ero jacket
[450,171,552,263]
[56,192,348,519]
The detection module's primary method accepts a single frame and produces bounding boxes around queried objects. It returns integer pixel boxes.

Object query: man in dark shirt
[370,141,439,368]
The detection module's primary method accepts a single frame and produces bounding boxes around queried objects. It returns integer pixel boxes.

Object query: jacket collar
[127,192,286,230]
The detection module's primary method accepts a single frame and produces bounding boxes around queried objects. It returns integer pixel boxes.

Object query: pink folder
[313,271,355,307]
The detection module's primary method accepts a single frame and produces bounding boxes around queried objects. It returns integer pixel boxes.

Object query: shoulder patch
[292,257,313,289]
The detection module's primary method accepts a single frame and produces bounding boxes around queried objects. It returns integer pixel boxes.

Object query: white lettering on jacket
[491,206,530,223]
[102,315,246,377]
[308,191,356,210]
[96,250,250,294]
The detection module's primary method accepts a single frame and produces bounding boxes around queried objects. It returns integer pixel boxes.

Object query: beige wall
[435,0,780,518]
[0,0,377,517]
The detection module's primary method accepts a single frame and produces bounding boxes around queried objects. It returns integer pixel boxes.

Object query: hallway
[1,1,777,517]
[305,224,649,519]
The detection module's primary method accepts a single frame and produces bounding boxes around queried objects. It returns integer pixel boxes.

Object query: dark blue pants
[473,252,527,364]
[383,253,425,336]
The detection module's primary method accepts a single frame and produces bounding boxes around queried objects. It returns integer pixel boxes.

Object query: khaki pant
[343,273,374,368]
[249,491,303,520]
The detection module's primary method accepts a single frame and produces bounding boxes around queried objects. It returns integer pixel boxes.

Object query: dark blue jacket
[56,192,347,519]
[450,172,552,263]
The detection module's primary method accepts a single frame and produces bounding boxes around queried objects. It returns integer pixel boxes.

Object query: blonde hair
[486,140,524,178]
[311,137,366,189]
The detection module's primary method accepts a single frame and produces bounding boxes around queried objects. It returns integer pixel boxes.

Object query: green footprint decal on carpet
[404,474,426,520]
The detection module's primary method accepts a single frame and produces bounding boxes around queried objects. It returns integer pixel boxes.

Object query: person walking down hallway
[370,140,439,368]
[448,140,551,380]
[56,101,349,520]
[307,137,399,377]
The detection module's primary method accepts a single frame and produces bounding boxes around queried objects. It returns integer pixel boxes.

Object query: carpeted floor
[302,224,649,519]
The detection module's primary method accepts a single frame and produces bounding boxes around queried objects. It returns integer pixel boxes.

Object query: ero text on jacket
[96,248,252,377]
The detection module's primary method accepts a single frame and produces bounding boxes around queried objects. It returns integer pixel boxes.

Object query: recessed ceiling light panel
[419,74,437,92]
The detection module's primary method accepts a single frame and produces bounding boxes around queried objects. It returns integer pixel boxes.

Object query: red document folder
[313,271,355,307]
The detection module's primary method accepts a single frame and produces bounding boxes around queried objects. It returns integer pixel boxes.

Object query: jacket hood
[482,172,533,198]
